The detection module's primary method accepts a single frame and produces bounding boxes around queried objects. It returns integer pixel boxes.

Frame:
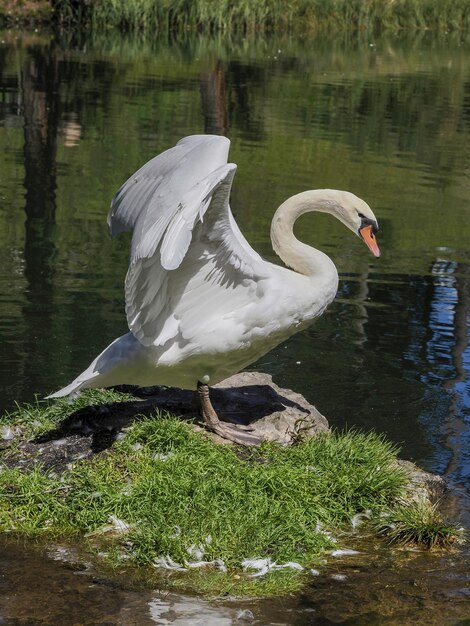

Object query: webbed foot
[197,381,262,446]
[207,420,262,446]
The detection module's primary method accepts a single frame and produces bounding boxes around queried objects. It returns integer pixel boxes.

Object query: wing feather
[108,135,268,347]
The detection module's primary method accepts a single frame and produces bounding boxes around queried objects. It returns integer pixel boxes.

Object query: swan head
[272,188,381,272]
[326,190,380,258]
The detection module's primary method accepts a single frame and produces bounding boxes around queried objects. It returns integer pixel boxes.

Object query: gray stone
[209,371,330,445]
[396,459,448,503]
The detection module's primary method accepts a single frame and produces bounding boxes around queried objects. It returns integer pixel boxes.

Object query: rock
[103,371,329,446]
[123,372,329,445]
[396,459,448,503]
[211,372,329,445]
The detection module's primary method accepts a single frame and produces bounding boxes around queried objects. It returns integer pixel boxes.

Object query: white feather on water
[241,557,304,577]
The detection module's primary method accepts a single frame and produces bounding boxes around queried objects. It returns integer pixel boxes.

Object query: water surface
[0,29,469,625]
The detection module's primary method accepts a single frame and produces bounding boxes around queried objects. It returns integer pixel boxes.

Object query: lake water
[0,28,469,625]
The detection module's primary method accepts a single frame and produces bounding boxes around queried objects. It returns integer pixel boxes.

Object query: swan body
[48,135,379,400]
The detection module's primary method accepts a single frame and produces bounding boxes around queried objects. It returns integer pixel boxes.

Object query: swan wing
[108,135,268,347]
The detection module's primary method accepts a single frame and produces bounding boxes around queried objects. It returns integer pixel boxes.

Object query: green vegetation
[1,0,470,31]
[55,0,470,33]
[0,390,459,596]
[375,499,460,548]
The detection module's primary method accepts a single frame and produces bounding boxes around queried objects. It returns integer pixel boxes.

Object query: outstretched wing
[108,135,268,347]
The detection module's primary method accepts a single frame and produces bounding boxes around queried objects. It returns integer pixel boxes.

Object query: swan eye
[358,214,379,235]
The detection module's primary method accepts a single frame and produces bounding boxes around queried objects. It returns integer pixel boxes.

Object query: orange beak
[359,224,380,258]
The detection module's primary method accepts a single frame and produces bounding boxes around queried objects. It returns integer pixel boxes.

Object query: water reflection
[0,28,469,624]
[148,596,239,625]
[428,261,470,491]
[22,43,59,398]
[258,262,470,495]
[1,533,469,625]
[200,61,228,135]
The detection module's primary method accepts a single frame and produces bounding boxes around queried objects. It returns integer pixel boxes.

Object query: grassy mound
[0,391,458,596]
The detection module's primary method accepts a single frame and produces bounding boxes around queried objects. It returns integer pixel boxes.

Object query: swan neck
[270,190,338,278]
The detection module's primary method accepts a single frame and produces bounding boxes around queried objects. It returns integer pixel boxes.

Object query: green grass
[375,499,461,549]
[0,388,136,446]
[51,0,470,33]
[2,0,470,33]
[0,391,460,596]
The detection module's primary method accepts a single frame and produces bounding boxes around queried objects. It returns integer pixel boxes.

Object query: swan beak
[359,224,380,257]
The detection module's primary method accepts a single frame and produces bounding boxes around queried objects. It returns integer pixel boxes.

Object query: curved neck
[270,190,340,278]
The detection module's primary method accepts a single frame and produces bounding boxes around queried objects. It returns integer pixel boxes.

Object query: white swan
[48,135,380,443]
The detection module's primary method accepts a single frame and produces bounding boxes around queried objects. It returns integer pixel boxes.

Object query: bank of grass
[2,0,470,31]
[0,391,459,596]
[52,0,470,33]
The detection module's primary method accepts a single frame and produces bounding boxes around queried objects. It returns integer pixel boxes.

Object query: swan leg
[196,381,261,445]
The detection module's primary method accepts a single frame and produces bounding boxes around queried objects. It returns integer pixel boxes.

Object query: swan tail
[45,373,99,399]
[45,333,139,399]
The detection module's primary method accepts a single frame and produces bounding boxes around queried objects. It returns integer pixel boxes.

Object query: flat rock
[211,371,330,444]
[119,371,330,445]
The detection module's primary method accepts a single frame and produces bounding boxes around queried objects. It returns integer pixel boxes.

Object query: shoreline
[1,0,470,33]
